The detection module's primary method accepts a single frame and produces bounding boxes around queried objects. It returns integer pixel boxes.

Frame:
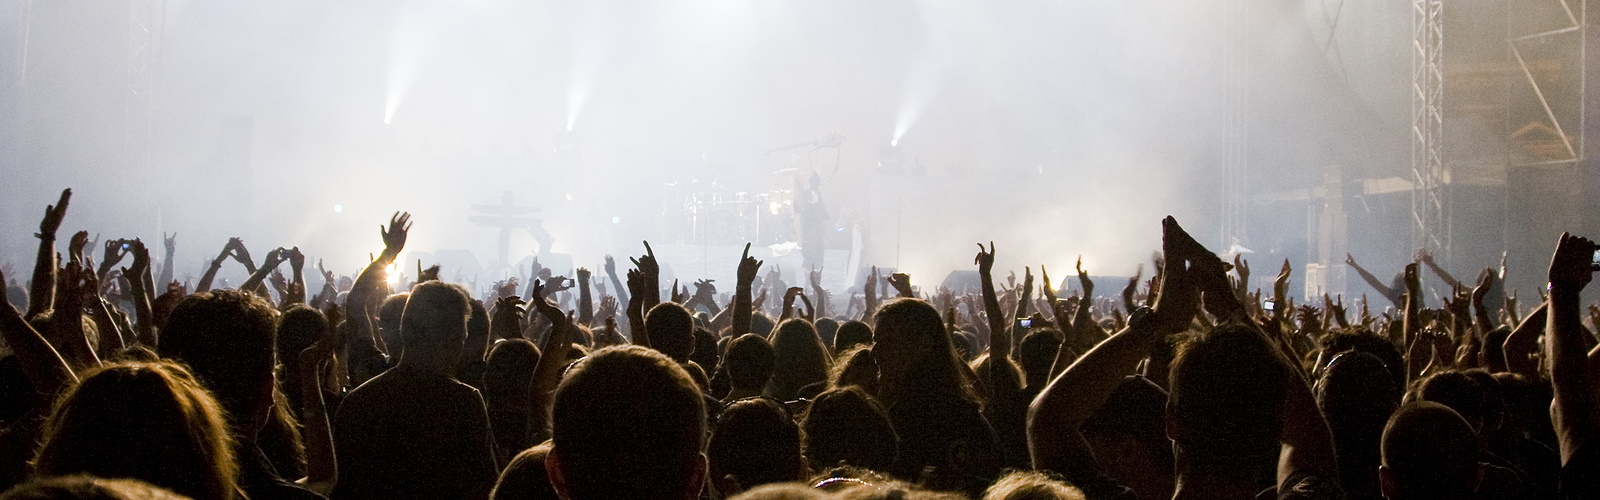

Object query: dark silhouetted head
[1381,401,1480,500]
[1167,323,1287,480]
[765,320,830,401]
[801,386,897,472]
[708,398,806,494]
[646,303,697,363]
[548,346,707,500]
[725,334,775,393]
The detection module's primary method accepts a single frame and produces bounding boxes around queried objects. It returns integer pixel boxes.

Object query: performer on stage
[798,171,829,270]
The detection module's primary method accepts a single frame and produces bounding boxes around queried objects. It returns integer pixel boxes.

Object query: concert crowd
[1,188,1597,500]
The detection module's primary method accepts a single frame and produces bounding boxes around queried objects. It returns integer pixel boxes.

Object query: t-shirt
[331,365,498,500]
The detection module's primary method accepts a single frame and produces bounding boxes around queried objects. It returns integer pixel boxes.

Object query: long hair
[33,361,239,500]
[765,319,831,401]
[870,298,979,407]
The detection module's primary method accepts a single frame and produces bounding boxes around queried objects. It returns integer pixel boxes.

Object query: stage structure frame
[1411,0,1449,264]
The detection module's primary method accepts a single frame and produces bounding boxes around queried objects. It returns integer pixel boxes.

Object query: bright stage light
[333,204,343,214]
[890,139,898,147]
[384,260,401,287]
[611,216,620,224]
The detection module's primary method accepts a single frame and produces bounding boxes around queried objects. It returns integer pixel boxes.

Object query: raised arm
[604,255,631,311]
[124,239,157,347]
[527,280,571,443]
[0,268,77,397]
[345,212,412,355]
[156,232,176,290]
[733,243,762,336]
[976,242,1008,348]
[1417,248,1463,291]
[1545,233,1598,464]
[1029,216,1198,475]
[239,248,289,294]
[1345,253,1405,309]
[805,267,826,319]
[298,316,342,490]
[576,267,594,326]
[27,189,71,319]
[630,242,662,313]
[196,238,243,293]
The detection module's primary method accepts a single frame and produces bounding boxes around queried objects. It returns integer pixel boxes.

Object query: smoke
[0,0,1399,289]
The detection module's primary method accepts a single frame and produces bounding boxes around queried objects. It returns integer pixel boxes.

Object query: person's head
[482,339,540,410]
[491,441,558,500]
[275,306,327,369]
[646,303,697,363]
[690,328,720,374]
[377,292,410,354]
[827,346,880,395]
[1380,402,1481,500]
[33,362,237,500]
[1167,323,1287,481]
[0,475,190,500]
[815,318,840,350]
[800,386,897,472]
[980,470,1086,500]
[750,313,776,337]
[463,299,491,365]
[833,321,873,353]
[547,345,707,500]
[970,353,1023,396]
[1081,376,1173,500]
[1313,351,1398,499]
[158,290,278,432]
[1017,329,1063,389]
[766,320,831,401]
[1316,329,1405,396]
[725,334,775,393]
[708,398,806,494]
[1411,370,1485,433]
[870,298,975,405]
[397,282,472,372]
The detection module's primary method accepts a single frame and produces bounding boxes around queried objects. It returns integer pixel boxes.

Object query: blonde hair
[33,361,239,500]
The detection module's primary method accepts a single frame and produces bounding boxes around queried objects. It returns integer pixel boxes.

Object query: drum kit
[664,179,795,246]
[663,134,841,246]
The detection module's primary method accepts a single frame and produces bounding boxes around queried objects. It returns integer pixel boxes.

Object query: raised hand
[1548,232,1596,290]
[1149,217,1200,335]
[1075,256,1093,298]
[529,279,566,326]
[782,287,805,320]
[68,232,90,264]
[630,241,660,278]
[37,188,71,239]
[163,232,177,254]
[1041,265,1058,303]
[491,295,527,340]
[974,242,996,275]
[887,272,914,298]
[737,243,763,286]
[596,295,619,321]
[380,212,413,257]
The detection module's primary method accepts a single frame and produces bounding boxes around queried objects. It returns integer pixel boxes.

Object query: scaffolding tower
[1411,0,1449,262]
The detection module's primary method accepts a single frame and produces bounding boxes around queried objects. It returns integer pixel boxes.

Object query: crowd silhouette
[1,187,1597,499]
